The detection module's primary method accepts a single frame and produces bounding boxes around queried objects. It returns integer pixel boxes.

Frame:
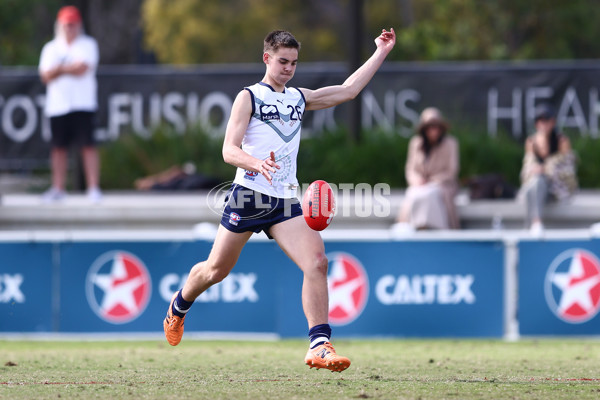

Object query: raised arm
[300,28,396,111]
[222,90,280,183]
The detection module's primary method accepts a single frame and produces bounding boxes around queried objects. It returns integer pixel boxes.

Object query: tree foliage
[4,1,600,66]
[142,0,600,64]
[141,0,347,64]
[0,0,60,66]
[368,0,600,61]
[100,124,600,189]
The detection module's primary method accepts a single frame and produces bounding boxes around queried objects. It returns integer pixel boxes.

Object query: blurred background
[5,0,600,65]
[2,0,600,340]
[2,0,600,192]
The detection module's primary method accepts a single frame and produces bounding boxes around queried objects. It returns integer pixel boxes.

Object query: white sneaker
[42,187,67,203]
[530,221,544,237]
[87,187,103,203]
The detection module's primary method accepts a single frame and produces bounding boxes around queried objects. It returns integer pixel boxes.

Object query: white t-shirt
[39,34,99,117]
[232,82,306,199]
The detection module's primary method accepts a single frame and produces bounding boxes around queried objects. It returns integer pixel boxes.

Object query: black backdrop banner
[1,61,599,169]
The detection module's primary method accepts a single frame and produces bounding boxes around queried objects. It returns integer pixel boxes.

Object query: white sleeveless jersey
[233,82,306,198]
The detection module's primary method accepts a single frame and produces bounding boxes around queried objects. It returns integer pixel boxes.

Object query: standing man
[39,5,102,203]
[164,28,396,372]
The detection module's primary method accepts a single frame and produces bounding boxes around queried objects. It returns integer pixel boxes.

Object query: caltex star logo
[86,251,152,324]
[544,249,600,324]
[327,252,369,326]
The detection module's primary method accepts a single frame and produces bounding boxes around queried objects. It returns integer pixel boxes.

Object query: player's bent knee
[305,253,328,277]
[187,260,232,286]
[204,263,233,285]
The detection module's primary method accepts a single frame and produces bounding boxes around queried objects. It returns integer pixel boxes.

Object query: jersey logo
[229,212,241,226]
[244,170,259,181]
[253,91,305,143]
[260,104,280,121]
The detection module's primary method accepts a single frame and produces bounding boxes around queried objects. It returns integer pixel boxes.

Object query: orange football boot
[305,342,351,372]
[163,291,185,346]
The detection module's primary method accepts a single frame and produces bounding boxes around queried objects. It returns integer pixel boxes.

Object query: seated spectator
[396,107,460,230]
[519,103,578,234]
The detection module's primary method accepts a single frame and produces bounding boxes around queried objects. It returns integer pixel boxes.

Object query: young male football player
[164,28,396,372]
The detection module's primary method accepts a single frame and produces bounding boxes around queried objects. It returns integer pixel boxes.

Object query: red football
[302,180,335,231]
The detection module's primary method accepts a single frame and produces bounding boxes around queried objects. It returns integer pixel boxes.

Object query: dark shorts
[49,111,96,148]
[220,184,302,239]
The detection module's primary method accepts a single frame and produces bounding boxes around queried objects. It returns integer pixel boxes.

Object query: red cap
[57,6,82,24]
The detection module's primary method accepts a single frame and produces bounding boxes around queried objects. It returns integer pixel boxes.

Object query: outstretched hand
[259,151,280,185]
[375,28,396,54]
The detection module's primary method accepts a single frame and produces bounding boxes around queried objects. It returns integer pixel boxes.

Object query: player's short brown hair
[263,30,300,53]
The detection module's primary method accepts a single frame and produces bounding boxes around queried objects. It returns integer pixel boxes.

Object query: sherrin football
[302,180,335,231]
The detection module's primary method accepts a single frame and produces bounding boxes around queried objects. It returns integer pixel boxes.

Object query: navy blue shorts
[49,111,96,148]
[220,184,302,239]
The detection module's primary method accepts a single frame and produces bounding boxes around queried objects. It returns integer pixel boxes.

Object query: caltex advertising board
[518,239,600,335]
[0,238,505,338]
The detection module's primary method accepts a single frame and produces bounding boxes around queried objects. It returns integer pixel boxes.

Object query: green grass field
[1,339,599,399]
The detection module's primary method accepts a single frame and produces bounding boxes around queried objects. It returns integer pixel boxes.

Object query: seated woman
[519,103,578,234]
[397,107,460,230]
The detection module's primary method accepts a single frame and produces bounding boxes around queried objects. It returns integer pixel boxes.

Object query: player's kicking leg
[164,225,252,345]
[269,216,351,372]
